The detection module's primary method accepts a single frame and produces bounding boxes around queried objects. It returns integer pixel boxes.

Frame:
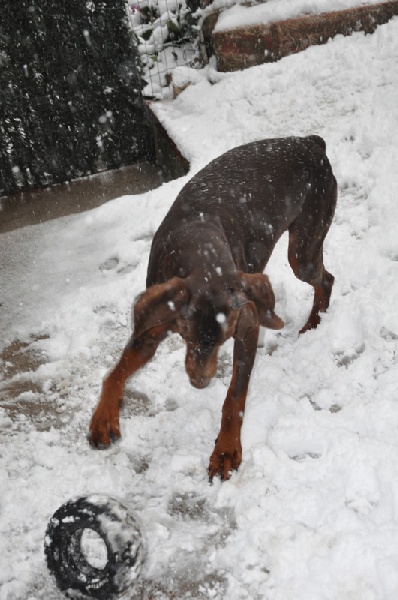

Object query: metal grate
[126,0,201,98]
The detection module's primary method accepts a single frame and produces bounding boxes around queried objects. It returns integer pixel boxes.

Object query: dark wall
[0,0,152,196]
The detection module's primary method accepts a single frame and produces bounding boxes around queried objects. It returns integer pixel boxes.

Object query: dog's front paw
[208,437,242,481]
[89,403,121,448]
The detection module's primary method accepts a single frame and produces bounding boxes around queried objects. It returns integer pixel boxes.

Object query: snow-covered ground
[1,16,398,600]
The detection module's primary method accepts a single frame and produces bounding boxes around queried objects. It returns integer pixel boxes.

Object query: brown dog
[90,135,337,480]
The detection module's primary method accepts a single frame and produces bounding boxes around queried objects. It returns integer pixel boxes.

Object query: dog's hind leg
[288,179,337,334]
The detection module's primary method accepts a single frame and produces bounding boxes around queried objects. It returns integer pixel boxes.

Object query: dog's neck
[178,220,237,280]
[152,219,237,284]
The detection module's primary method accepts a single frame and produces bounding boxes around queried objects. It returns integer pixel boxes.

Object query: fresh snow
[1,16,398,600]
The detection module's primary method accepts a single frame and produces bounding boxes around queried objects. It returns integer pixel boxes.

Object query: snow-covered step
[209,0,398,71]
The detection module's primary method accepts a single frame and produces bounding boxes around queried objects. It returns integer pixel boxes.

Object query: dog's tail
[307,135,326,153]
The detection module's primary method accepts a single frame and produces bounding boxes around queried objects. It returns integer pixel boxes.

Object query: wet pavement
[0,161,165,233]
[0,159,165,406]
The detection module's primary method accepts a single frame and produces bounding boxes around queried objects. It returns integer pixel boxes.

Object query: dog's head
[133,272,283,389]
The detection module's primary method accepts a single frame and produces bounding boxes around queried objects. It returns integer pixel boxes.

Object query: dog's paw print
[99,256,120,271]
[168,492,207,520]
[99,256,138,275]
[117,263,137,275]
[290,452,322,462]
[380,327,398,340]
[333,342,365,368]
[122,389,152,417]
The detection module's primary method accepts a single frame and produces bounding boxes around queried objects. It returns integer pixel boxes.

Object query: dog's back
[148,136,336,284]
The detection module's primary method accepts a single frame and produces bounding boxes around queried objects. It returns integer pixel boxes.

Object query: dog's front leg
[209,303,259,481]
[89,325,167,447]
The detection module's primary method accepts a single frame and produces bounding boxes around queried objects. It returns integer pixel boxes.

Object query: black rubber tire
[44,495,144,599]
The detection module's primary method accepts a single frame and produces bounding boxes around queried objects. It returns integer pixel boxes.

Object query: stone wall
[211,1,398,71]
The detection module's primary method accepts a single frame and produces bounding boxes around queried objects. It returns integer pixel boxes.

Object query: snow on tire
[44,495,144,599]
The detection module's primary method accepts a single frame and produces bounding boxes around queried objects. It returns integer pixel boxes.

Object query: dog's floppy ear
[133,277,190,338]
[237,272,284,330]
